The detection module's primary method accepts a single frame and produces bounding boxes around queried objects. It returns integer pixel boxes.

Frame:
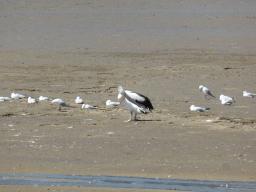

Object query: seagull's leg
[205,95,207,100]
[59,106,61,111]
[134,114,137,121]
[124,111,132,122]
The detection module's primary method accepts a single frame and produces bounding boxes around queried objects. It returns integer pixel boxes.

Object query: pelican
[117,86,153,122]
[219,94,234,101]
[39,96,52,101]
[199,85,216,100]
[106,100,120,107]
[75,96,84,104]
[190,105,210,112]
[52,98,69,111]
[28,97,38,104]
[11,93,26,99]
[243,91,256,98]
[82,104,97,109]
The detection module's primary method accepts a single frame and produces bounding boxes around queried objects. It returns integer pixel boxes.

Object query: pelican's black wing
[126,91,154,112]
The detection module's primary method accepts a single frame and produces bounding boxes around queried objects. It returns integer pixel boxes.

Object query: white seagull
[106,100,120,107]
[243,91,256,98]
[117,86,154,122]
[52,98,69,111]
[75,96,84,104]
[199,85,216,100]
[11,93,26,99]
[190,105,210,112]
[28,97,38,104]
[0,96,11,101]
[39,96,52,101]
[82,104,97,109]
[221,99,235,105]
[219,94,234,101]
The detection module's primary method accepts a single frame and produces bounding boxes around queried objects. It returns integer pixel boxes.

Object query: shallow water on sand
[1,174,256,191]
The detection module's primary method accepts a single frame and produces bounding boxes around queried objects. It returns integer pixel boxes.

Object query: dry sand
[0,0,256,191]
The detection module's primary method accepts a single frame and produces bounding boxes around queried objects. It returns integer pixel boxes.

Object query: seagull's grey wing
[58,102,69,107]
[205,89,216,98]
[195,107,204,112]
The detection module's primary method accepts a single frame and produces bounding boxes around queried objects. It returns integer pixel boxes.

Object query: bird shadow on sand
[58,110,69,112]
[135,119,161,122]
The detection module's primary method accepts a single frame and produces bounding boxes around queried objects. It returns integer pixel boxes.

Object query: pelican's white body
[243,91,256,97]
[75,96,84,104]
[190,105,209,112]
[118,93,145,114]
[106,100,120,107]
[11,93,26,99]
[28,97,37,103]
[117,86,152,121]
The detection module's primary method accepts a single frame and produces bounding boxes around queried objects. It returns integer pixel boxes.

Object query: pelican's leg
[124,111,132,122]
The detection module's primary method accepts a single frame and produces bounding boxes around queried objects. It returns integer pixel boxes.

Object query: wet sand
[0,0,256,191]
[0,186,176,192]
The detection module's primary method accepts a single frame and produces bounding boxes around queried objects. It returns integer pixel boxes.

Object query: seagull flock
[0,85,255,121]
[191,85,254,113]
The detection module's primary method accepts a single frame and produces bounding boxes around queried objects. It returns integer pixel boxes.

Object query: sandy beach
[0,0,256,191]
